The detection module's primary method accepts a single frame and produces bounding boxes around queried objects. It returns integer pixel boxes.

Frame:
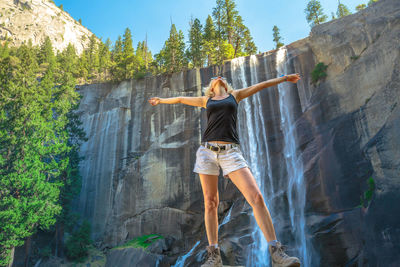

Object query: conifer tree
[98,38,112,81]
[203,15,217,66]
[163,24,187,73]
[336,0,352,18]
[187,17,205,68]
[273,25,284,49]
[38,36,56,74]
[240,20,257,55]
[0,39,81,266]
[304,0,328,28]
[86,34,100,81]
[212,0,225,65]
[134,40,153,79]
[223,0,239,45]
[121,27,136,79]
[110,35,124,81]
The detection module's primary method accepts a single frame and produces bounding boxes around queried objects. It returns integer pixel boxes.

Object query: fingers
[148,97,160,106]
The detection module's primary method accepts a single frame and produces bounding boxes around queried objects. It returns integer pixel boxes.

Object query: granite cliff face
[0,0,95,54]
[16,0,399,266]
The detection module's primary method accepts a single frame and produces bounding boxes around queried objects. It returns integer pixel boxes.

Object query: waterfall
[171,240,200,267]
[231,56,272,266]
[276,47,311,267]
[230,49,311,266]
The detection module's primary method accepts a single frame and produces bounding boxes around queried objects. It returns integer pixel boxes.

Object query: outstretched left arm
[233,73,301,103]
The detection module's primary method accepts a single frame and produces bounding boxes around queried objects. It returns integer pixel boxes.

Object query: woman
[148,73,301,267]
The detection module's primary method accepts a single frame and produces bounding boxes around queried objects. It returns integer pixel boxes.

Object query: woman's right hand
[148,97,161,106]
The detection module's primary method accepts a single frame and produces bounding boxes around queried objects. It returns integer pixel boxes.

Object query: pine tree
[58,43,79,79]
[203,15,217,66]
[187,17,205,68]
[0,40,81,266]
[121,27,136,79]
[223,0,239,45]
[231,14,248,57]
[98,38,112,81]
[304,0,328,28]
[135,39,153,78]
[110,35,124,81]
[86,34,99,81]
[242,26,257,55]
[273,25,284,49]
[163,24,187,74]
[336,0,352,18]
[38,36,56,74]
[77,49,89,82]
[212,0,257,61]
[212,0,225,65]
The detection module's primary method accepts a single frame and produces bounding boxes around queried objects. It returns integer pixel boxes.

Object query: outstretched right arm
[148,96,208,108]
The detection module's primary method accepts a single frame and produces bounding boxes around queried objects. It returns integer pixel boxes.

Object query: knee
[204,195,219,211]
[250,191,265,207]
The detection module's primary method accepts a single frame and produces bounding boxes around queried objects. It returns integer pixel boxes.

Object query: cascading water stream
[230,49,312,266]
[231,56,272,266]
[174,50,313,266]
[171,240,200,267]
[276,47,311,267]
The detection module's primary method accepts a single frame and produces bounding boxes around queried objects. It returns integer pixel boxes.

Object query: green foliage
[187,17,205,68]
[358,177,376,208]
[336,1,351,18]
[0,37,86,266]
[161,24,188,74]
[356,4,366,11]
[64,219,93,262]
[272,25,284,49]
[368,0,379,6]
[304,0,328,28]
[311,62,328,84]
[113,234,164,250]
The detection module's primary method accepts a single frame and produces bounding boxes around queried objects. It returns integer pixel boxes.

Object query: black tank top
[202,93,240,144]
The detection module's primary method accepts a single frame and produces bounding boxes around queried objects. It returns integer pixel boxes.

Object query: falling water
[276,47,311,267]
[231,56,272,266]
[171,205,233,267]
[230,49,312,266]
[171,240,200,267]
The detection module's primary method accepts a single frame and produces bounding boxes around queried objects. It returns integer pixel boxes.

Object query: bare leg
[199,173,220,245]
[228,167,277,242]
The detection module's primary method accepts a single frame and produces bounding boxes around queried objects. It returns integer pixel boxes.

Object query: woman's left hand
[286,73,301,83]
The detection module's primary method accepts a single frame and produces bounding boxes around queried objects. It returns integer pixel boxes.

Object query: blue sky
[53,0,372,55]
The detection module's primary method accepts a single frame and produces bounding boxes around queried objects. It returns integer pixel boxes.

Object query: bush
[359,177,375,208]
[64,219,93,262]
[114,234,164,250]
[311,62,328,84]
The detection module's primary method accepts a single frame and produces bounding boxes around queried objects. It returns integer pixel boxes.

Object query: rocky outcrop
[12,0,400,266]
[0,0,95,54]
[68,0,399,266]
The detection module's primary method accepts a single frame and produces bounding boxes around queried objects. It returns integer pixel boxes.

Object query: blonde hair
[204,78,235,97]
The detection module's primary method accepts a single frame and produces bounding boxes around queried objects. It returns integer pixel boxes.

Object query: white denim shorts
[193,142,251,178]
